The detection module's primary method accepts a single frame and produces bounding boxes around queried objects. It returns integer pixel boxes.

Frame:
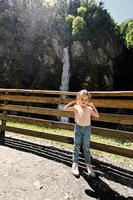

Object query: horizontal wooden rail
[91,127,133,141]
[0,125,132,158]
[0,106,133,125]
[95,113,133,125]
[0,104,74,118]
[0,95,133,109]
[0,105,133,125]
[0,89,76,96]
[0,95,73,104]
[93,99,133,109]
[0,89,133,97]
[90,91,133,97]
[0,114,132,141]
[0,114,74,130]
[0,125,73,144]
[91,142,133,158]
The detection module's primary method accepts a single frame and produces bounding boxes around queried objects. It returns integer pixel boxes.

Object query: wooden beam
[1,97,133,109]
[92,113,133,125]
[93,99,133,109]
[91,141,133,158]
[92,127,133,141]
[0,89,133,97]
[0,89,76,96]
[0,125,73,144]
[0,114,132,141]
[0,104,74,117]
[0,95,73,104]
[0,125,132,158]
[0,114,74,130]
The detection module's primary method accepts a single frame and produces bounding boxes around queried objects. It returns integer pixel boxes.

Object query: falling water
[60,47,70,91]
[58,47,70,122]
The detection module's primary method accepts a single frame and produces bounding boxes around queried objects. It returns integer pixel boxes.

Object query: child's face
[77,94,89,107]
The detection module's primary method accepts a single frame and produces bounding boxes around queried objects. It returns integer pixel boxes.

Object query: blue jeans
[72,124,91,164]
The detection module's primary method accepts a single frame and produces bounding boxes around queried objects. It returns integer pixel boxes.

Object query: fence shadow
[2,136,133,200]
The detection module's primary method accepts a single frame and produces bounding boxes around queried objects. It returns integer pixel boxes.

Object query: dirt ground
[0,133,133,200]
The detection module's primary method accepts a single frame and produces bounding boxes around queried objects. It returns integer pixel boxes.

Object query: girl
[64,90,99,177]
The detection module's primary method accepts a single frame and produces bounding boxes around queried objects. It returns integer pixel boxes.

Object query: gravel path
[0,135,133,200]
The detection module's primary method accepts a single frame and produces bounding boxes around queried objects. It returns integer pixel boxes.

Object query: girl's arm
[64,100,76,112]
[89,103,99,118]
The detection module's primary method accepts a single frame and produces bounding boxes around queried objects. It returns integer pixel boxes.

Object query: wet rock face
[70,36,122,91]
[31,37,63,90]
[38,34,122,91]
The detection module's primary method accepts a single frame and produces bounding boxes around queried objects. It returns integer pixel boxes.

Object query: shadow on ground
[1,137,133,200]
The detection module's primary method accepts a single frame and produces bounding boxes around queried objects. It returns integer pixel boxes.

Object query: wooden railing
[0,89,133,158]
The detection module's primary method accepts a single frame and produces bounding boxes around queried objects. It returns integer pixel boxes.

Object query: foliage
[66,0,116,39]
[119,19,133,47]
[72,16,85,36]
[84,1,116,33]
[77,6,87,16]
[66,14,75,24]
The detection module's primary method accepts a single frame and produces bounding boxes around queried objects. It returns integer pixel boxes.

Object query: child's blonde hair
[77,89,91,100]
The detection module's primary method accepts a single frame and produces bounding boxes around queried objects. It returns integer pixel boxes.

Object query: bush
[72,16,85,36]
[119,19,133,47]
[66,14,75,24]
[77,6,87,16]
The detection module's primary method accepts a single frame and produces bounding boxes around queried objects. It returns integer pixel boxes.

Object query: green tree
[66,0,116,39]
[119,19,133,47]
[66,14,75,24]
[72,16,85,36]
[77,6,87,16]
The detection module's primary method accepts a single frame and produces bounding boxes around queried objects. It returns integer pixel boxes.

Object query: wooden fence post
[0,92,8,144]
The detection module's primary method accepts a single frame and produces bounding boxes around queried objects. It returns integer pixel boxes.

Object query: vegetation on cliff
[0,0,132,90]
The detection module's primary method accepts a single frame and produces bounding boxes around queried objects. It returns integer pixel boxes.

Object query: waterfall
[60,47,70,91]
[58,47,70,122]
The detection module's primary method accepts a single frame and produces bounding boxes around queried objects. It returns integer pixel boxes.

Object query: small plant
[126,20,133,47]
[66,14,75,24]
[77,6,87,16]
[119,19,133,48]
[72,16,86,36]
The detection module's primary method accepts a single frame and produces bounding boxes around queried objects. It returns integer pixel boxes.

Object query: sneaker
[86,164,96,177]
[72,163,79,176]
